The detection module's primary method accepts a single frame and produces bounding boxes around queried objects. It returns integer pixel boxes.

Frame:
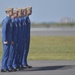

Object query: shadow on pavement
[20,65,75,72]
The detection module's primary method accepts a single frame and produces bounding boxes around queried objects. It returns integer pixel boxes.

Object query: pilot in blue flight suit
[17,8,23,69]
[19,13,24,69]
[12,9,19,71]
[7,9,19,71]
[22,8,28,68]
[1,8,13,72]
[22,7,32,68]
[20,9,26,69]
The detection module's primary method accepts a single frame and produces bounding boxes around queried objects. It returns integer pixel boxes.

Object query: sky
[0,0,75,23]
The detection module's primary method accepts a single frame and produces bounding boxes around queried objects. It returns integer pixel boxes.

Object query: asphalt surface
[0,27,75,36]
[1,27,75,36]
[31,27,75,36]
[0,60,75,75]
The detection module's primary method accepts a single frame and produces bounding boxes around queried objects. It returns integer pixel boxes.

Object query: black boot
[1,69,8,72]
[7,68,14,72]
[25,65,32,68]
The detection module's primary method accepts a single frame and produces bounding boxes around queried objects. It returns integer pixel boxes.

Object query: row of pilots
[1,7,32,72]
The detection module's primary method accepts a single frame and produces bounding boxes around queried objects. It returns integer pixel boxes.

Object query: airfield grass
[0,36,75,60]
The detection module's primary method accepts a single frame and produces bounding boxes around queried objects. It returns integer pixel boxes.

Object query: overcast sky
[0,0,75,23]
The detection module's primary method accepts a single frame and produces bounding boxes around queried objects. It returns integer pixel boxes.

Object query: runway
[0,60,75,75]
[0,27,75,36]
[31,27,75,36]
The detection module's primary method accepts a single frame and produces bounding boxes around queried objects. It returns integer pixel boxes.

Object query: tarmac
[31,27,75,36]
[0,60,75,75]
[1,27,75,36]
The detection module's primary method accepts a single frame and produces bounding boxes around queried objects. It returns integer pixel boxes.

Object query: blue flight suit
[1,16,12,70]
[7,18,18,69]
[22,16,27,66]
[7,18,14,69]
[22,16,31,66]
[21,17,26,65]
[12,18,18,68]
[17,17,23,67]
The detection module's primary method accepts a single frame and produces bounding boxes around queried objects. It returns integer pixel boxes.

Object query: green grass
[0,36,75,60]
[28,36,75,60]
[0,37,2,60]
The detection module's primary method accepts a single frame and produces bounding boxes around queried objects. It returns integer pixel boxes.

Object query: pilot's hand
[4,41,8,44]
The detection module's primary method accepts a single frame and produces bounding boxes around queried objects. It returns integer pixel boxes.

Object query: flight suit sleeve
[2,19,8,42]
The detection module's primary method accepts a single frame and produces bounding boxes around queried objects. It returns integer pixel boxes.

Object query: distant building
[59,17,75,23]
